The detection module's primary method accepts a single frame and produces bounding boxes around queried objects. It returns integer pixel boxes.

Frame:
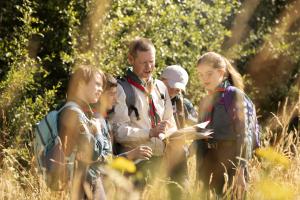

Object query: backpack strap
[154,80,166,101]
[173,95,185,129]
[57,101,91,140]
[59,101,89,121]
[222,86,243,140]
[44,114,56,142]
[117,78,140,120]
[223,86,236,119]
[59,101,81,113]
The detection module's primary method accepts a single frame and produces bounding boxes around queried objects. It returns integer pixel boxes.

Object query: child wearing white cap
[160,65,198,200]
[161,65,198,129]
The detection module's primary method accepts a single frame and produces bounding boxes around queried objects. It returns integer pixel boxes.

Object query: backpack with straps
[115,78,167,155]
[117,78,166,120]
[34,102,85,190]
[117,78,140,120]
[221,86,261,157]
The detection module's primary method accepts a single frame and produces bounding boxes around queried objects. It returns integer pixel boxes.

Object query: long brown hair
[197,52,244,91]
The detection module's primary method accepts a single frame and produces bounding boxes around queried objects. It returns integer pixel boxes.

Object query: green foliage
[0,0,300,175]
[0,0,86,168]
[219,0,300,121]
[94,0,241,104]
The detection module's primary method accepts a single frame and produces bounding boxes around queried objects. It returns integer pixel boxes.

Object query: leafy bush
[0,0,299,177]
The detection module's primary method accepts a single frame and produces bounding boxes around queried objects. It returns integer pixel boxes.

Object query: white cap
[161,65,189,91]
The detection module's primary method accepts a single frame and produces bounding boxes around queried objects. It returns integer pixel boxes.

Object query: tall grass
[0,102,299,199]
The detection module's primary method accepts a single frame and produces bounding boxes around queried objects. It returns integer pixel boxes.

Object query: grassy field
[0,103,299,200]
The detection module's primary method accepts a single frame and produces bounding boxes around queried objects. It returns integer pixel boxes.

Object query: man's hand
[149,120,170,138]
[125,146,153,160]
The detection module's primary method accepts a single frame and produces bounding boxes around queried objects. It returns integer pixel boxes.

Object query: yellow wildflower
[109,156,136,173]
[256,147,290,168]
[255,179,295,200]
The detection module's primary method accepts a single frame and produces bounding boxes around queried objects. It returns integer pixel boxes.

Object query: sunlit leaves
[94,0,240,105]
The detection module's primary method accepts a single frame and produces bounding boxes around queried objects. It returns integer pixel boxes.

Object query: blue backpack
[222,86,261,156]
[34,102,85,190]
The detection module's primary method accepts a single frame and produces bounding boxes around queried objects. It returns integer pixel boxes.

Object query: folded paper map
[158,121,212,141]
[134,121,212,164]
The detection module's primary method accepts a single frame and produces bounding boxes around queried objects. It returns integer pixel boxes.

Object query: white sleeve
[111,84,150,145]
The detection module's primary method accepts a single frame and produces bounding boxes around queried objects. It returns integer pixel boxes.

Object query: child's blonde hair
[67,64,104,99]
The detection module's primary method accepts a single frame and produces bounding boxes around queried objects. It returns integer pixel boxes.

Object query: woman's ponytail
[222,57,244,91]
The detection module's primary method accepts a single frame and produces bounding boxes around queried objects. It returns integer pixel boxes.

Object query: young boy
[59,64,105,199]
[96,74,153,162]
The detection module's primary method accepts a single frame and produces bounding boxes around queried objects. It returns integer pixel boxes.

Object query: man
[111,37,177,182]
[160,65,198,129]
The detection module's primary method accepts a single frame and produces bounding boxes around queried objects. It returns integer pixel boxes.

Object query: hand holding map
[159,121,212,141]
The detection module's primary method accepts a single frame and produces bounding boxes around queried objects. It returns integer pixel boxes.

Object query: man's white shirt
[111,79,177,156]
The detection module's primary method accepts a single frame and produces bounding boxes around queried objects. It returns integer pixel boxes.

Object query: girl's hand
[125,145,153,161]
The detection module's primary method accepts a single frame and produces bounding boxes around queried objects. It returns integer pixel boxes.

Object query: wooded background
[0,0,299,173]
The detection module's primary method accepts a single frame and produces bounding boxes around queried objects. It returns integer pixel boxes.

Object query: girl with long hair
[196,52,250,198]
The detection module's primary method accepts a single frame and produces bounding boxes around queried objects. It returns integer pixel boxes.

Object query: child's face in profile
[82,73,103,104]
[102,87,117,110]
[197,64,225,92]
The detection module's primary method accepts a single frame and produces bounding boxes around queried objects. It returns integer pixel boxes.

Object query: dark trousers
[196,140,237,197]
